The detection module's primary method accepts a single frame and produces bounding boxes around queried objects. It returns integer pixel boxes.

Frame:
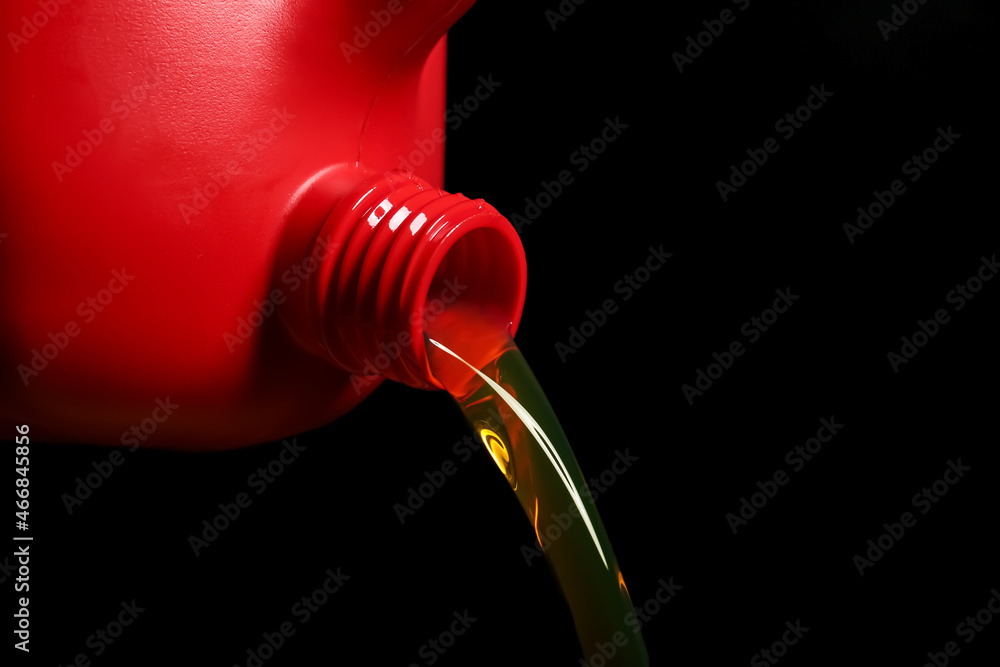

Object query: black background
[10,1,998,666]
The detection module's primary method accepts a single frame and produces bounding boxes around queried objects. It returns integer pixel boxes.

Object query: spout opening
[412,220,527,390]
[300,169,526,392]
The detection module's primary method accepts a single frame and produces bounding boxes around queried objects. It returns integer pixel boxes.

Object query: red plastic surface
[0,0,527,449]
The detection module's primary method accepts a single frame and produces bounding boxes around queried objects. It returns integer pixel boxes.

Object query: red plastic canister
[0,0,527,448]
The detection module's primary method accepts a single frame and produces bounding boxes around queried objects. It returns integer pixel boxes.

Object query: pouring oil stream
[425,306,650,666]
